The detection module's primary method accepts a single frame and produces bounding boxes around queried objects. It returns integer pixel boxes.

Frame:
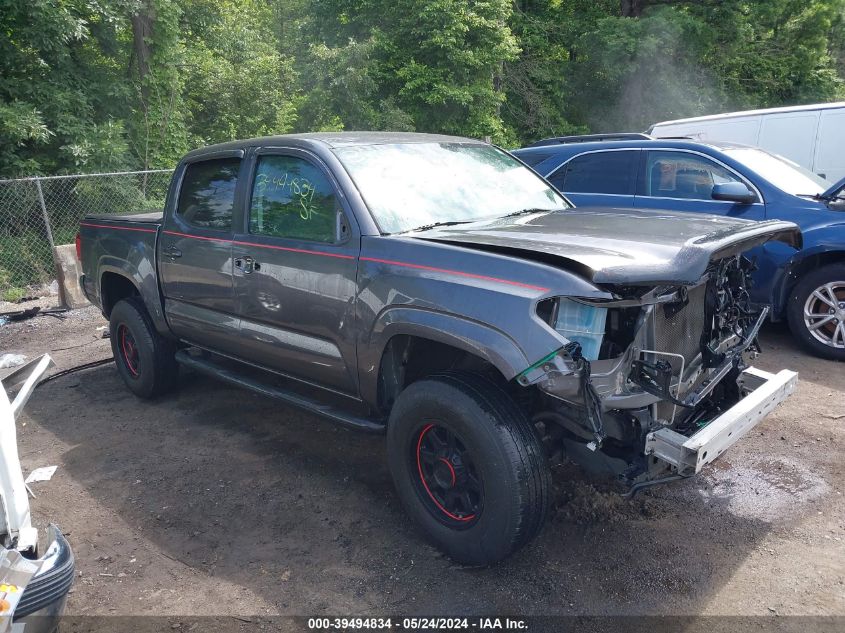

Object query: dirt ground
[1,299,843,621]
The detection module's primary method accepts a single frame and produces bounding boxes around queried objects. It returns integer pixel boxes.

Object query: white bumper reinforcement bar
[644,366,798,476]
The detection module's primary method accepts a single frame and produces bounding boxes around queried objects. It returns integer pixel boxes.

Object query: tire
[786,264,845,362]
[386,372,550,565]
[109,297,179,398]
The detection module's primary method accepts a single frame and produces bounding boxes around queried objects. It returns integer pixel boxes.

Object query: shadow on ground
[23,358,796,617]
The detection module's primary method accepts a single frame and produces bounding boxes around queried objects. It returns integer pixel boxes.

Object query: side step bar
[175,350,386,434]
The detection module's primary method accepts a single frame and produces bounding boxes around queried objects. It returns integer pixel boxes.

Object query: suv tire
[787,264,845,361]
[109,297,179,398]
[387,371,550,565]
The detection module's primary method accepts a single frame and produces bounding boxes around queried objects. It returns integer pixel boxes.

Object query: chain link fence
[0,170,173,301]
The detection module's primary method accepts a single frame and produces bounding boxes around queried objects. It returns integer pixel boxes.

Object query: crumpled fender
[358,306,530,406]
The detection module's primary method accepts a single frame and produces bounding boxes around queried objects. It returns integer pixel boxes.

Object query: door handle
[234,256,255,274]
[164,244,182,258]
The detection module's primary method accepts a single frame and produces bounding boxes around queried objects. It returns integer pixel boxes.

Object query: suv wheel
[109,297,179,397]
[387,372,550,565]
[787,264,845,361]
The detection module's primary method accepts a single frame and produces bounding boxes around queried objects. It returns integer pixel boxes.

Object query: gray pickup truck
[78,132,800,565]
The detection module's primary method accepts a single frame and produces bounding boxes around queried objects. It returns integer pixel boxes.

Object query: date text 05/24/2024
[306,618,528,630]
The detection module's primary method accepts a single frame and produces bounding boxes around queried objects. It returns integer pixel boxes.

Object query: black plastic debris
[0,307,69,323]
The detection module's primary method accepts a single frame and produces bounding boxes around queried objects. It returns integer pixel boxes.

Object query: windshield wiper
[499,208,553,219]
[401,220,473,234]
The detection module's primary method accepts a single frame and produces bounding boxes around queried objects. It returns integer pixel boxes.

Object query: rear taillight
[75,232,82,261]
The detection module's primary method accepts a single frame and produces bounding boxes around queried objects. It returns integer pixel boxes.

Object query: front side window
[550,151,637,195]
[176,158,241,230]
[645,151,746,200]
[249,155,339,243]
[333,143,569,234]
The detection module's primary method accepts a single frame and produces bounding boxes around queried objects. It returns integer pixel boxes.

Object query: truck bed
[78,211,163,320]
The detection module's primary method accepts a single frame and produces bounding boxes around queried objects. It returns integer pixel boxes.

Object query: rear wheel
[787,264,845,361]
[109,297,179,398]
[387,372,550,565]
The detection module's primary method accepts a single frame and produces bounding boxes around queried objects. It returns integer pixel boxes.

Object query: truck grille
[653,283,707,372]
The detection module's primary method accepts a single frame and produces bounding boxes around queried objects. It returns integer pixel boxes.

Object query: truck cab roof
[182,131,482,160]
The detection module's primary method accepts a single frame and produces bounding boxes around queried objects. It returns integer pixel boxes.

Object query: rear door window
[549,151,638,195]
[176,158,241,231]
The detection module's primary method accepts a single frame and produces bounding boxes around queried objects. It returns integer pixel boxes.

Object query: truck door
[159,152,244,355]
[232,148,360,396]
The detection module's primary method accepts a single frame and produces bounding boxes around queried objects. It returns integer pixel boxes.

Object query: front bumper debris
[644,366,798,475]
[1,355,74,633]
[13,525,75,631]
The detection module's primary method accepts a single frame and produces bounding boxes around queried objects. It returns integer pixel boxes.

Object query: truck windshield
[722,147,829,197]
[333,142,570,234]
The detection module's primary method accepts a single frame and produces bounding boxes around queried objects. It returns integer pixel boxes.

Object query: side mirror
[711,182,756,204]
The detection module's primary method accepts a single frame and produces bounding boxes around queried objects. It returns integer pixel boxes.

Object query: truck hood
[413,207,801,285]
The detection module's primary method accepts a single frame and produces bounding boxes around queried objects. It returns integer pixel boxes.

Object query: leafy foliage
[0,0,843,176]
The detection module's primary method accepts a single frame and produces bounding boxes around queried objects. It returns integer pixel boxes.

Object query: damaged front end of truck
[417,210,802,491]
[518,253,798,491]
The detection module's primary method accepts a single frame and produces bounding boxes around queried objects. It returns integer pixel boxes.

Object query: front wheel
[787,264,845,361]
[387,372,550,565]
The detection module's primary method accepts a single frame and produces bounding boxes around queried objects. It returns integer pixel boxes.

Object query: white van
[648,102,845,183]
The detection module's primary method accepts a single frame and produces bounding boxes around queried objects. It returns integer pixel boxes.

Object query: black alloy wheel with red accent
[118,324,140,378]
[414,423,482,527]
[387,372,550,566]
[109,297,179,399]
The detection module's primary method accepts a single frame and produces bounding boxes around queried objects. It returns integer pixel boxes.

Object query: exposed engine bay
[519,255,796,486]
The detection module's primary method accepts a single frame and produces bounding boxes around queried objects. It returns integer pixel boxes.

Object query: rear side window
[176,158,241,231]
[249,155,339,243]
[549,151,637,195]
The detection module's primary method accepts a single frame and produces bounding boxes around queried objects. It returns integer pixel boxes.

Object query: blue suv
[513,134,845,361]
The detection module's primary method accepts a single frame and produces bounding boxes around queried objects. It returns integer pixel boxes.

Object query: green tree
[1,0,845,175]
[0,0,133,175]
[374,0,520,140]
[181,0,299,145]
[292,0,519,141]
[127,0,189,169]
[505,0,845,141]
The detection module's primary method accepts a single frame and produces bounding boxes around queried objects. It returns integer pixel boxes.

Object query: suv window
[517,151,554,168]
[645,151,746,200]
[176,158,241,231]
[550,151,637,195]
[250,155,339,243]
